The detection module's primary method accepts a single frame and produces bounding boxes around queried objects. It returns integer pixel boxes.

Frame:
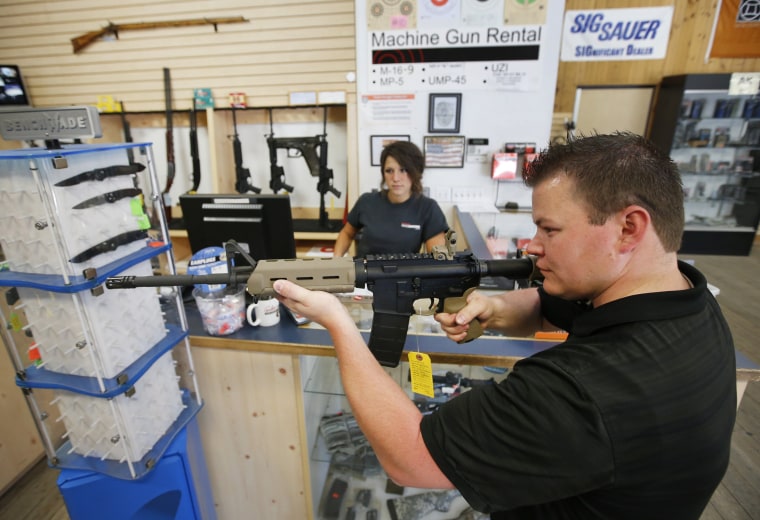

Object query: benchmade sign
[561,7,673,62]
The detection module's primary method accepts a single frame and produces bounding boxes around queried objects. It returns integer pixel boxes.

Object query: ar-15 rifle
[105,232,539,368]
[266,133,319,190]
[266,107,342,226]
[266,108,295,194]
[316,107,342,229]
[231,105,261,194]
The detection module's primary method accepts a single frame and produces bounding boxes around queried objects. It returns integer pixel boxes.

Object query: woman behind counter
[333,141,448,258]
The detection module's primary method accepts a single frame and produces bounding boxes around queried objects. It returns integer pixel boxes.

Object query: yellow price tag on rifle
[408,352,435,398]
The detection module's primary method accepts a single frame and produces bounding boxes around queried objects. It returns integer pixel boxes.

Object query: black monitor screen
[0,65,31,108]
[179,193,297,260]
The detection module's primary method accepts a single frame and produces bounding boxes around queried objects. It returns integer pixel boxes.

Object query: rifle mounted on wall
[316,107,342,229]
[231,105,261,194]
[266,106,342,227]
[71,17,249,53]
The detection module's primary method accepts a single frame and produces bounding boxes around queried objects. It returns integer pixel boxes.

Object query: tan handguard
[246,257,356,298]
[442,287,483,343]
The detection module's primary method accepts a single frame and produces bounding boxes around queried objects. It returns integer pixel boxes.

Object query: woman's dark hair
[524,132,685,252]
[379,141,424,196]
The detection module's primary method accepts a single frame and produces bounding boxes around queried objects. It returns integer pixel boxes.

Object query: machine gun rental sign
[366,1,552,93]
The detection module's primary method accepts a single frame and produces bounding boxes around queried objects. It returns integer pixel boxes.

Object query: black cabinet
[649,73,760,255]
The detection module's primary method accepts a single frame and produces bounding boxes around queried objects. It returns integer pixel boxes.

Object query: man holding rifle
[273,132,736,519]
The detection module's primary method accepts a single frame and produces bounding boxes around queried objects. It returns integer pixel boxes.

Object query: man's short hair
[524,132,685,252]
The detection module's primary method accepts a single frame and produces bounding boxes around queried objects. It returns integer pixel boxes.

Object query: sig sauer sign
[561,7,674,62]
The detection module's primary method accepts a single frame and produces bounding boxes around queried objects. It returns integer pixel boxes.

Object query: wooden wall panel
[0,297,66,495]
[191,347,311,520]
[0,334,44,495]
[1,1,758,117]
[0,0,357,111]
[556,0,760,114]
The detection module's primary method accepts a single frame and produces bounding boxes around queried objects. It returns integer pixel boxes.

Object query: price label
[408,352,435,398]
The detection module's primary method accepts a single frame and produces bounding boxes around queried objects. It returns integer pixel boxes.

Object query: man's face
[526,174,621,302]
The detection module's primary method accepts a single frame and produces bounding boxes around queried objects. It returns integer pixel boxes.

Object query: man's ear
[619,205,650,253]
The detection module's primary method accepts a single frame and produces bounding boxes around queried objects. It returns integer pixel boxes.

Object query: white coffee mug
[246,298,280,327]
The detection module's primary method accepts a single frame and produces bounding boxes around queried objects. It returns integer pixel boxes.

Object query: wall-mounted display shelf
[649,73,760,255]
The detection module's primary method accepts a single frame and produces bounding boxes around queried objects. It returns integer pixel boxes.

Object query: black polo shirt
[420,261,736,519]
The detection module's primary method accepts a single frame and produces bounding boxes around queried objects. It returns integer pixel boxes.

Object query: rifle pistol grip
[443,287,483,343]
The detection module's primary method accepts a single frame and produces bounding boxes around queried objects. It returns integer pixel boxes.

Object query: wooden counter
[188,302,564,520]
[188,303,760,520]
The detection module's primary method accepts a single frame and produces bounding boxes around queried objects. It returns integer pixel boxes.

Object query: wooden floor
[0,247,758,520]
[690,246,760,520]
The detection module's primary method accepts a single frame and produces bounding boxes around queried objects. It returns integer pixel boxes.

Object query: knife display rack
[0,142,202,480]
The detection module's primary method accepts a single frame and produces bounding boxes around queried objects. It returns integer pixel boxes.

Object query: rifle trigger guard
[412,298,436,317]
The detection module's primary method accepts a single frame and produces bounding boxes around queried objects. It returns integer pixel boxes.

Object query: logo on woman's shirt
[401,222,421,230]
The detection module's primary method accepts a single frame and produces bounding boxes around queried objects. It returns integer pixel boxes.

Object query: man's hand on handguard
[273,280,352,330]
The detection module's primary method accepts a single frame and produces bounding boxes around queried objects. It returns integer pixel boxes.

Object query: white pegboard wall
[450,186,493,203]
[427,186,452,203]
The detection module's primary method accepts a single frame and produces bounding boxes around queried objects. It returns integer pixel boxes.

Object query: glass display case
[301,353,508,520]
[0,141,203,480]
[649,73,760,255]
[298,294,509,519]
